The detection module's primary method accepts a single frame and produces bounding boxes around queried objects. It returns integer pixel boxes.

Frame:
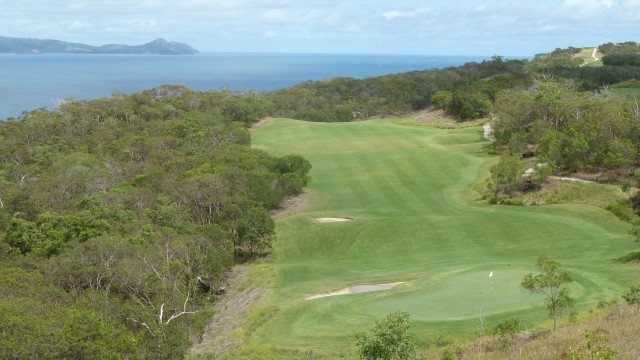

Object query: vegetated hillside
[0,85,310,359]
[0,36,198,54]
[266,56,531,121]
[1,40,639,359]
[267,41,640,123]
[486,44,640,205]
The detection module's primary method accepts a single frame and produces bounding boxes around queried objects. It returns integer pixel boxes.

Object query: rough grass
[608,80,640,99]
[497,178,627,208]
[215,118,639,357]
[458,303,640,360]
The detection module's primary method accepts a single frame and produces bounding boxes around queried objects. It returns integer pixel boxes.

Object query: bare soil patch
[305,282,404,300]
[412,109,456,125]
[190,265,263,356]
[191,190,309,355]
[401,108,486,129]
[250,117,272,130]
[270,190,311,219]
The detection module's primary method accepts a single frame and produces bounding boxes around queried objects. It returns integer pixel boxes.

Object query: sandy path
[549,176,594,184]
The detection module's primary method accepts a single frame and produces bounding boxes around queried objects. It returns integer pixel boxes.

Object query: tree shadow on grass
[617,251,640,263]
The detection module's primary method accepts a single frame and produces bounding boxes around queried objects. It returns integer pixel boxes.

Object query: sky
[1,0,639,56]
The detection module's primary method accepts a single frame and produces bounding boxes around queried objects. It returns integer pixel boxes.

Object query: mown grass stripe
[248,118,639,353]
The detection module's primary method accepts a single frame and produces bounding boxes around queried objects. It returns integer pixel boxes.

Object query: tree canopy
[521,255,575,331]
[0,86,310,358]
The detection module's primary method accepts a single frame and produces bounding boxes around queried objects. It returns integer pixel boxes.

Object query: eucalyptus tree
[522,254,575,331]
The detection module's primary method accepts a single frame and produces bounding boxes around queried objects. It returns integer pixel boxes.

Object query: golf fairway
[248,118,638,352]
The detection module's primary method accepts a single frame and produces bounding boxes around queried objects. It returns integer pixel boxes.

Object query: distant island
[0,36,198,55]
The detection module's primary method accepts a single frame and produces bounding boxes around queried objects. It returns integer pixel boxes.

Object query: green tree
[355,310,418,360]
[488,155,526,197]
[521,254,576,331]
[431,91,453,111]
[451,90,493,119]
[59,309,139,360]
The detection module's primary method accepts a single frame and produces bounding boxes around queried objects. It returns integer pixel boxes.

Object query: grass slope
[610,80,640,99]
[247,118,638,354]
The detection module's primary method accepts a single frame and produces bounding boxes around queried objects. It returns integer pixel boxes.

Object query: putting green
[249,118,638,352]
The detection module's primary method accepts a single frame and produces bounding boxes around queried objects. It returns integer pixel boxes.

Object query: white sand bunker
[316,217,353,223]
[305,282,404,300]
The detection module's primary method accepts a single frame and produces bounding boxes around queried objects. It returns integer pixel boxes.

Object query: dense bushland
[266,57,531,121]
[266,41,640,123]
[0,86,310,359]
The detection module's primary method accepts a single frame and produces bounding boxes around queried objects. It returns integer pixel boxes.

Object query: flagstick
[489,271,494,295]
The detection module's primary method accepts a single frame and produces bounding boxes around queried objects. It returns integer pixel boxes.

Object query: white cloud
[106,18,159,34]
[344,24,362,32]
[383,10,414,21]
[324,13,341,27]
[65,2,87,11]
[561,0,615,14]
[2,0,639,55]
[65,19,93,31]
[263,9,286,22]
[382,8,430,21]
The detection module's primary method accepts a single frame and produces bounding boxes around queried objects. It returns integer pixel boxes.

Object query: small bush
[493,318,520,349]
[622,285,640,311]
[618,251,640,262]
[632,195,640,215]
[605,201,636,222]
[567,329,617,360]
[499,198,524,206]
[355,311,417,360]
[440,345,465,360]
[596,299,619,309]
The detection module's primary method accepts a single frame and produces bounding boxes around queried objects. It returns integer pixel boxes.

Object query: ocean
[0,52,491,120]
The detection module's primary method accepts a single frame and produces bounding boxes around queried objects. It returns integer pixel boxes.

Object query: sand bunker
[305,282,404,300]
[316,217,353,223]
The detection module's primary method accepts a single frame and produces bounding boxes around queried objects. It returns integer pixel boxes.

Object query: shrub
[567,329,617,360]
[622,285,640,311]
[605,201,636,222]
[355,311,417,360]
[493,318,520,349]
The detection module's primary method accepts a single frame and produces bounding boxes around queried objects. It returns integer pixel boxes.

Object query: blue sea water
[0,52,491,120]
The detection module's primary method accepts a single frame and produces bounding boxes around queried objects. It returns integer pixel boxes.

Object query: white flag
[489,271,493,278]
